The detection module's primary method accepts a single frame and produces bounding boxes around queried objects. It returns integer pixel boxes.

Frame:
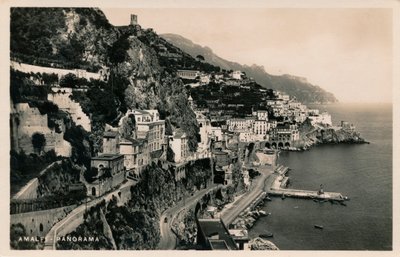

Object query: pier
[265,165,348,202]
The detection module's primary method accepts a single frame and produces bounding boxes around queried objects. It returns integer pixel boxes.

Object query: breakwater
[265,165,348,202]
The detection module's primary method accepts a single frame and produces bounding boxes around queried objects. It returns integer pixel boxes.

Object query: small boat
[281,194,286,200]
[313,199,319,203]
[265,196,272,201]
[314,225,324,229]
[294,206,299,209]
[259,232,274,238]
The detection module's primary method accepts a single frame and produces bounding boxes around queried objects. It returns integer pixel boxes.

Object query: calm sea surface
[249,103,392,250]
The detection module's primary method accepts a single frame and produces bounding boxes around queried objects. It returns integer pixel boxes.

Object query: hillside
[10,8,200,154]
[161,33,338,104]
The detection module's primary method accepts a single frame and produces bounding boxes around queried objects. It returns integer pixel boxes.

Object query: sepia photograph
[1,0,399,255]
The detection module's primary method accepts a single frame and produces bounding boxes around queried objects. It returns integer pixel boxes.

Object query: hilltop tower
[130,14,138,26]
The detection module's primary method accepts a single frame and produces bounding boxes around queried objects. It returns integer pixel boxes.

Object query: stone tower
[130,14,138,26]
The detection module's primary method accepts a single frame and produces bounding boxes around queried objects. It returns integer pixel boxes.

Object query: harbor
[265,164,348,202]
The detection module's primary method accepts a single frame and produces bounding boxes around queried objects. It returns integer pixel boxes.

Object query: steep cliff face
[11,8,199,152]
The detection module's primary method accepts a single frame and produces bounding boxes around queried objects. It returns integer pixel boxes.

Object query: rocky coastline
[292,122,369,151]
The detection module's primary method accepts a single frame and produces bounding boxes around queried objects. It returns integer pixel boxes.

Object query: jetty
[265,165,348,202]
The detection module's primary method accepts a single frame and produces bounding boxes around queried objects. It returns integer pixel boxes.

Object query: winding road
[157,165,274,250]
[220,165,273,225]
[44,179,136,250]
[157,185,221,250]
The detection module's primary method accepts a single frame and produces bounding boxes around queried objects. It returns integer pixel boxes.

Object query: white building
[227,117,255,132]
[308,111,332,126]
[196,112,212,149]
[253,120,270,137]
[131,109,165,153]
[252,110,269,121]
[200,74,211,84]
[231,70,243,80]
[211,126,223,142]
[169,129,189,163]
[177,70,200,80]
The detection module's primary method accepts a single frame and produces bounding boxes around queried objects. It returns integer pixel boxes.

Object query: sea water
[249,103,392,250]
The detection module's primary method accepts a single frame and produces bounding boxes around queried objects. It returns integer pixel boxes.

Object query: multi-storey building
[119,138,149,176]
[270,123,300,142]
[227,117,255,132]
[252,110,269,121]
[169,129,189,163]
[132,109,165,153]
[253,120,270,137]
[88,154,126,196]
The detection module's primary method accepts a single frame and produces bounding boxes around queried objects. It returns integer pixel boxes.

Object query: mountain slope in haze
[161,33,338,104]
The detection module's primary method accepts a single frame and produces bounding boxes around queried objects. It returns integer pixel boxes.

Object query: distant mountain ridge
[161,33,338,104]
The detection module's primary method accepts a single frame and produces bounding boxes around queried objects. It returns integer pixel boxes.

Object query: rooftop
[197,219,238,250]
[92,154,124,161]
[173,129,186,139]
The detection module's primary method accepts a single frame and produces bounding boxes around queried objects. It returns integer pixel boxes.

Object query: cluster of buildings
[85,109,167,196]
[187,84,335,149]
[177,69,252,87]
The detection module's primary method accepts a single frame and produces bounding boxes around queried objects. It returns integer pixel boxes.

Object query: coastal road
[44,179,136,250]
[157,185,221,250]
[220,165,273,225]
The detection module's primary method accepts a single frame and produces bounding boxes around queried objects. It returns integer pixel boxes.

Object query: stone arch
[91,187,96,196]
[285,142,291,147]
[271,142,277,149]
[39,223,43,232]
[118,192,122,198]
[278,142,284,148]
[265,142,271,148]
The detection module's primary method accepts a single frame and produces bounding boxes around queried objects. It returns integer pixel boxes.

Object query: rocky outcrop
[298,121,367,150]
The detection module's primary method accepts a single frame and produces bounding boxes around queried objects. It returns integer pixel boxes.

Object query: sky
[102,8,393,103]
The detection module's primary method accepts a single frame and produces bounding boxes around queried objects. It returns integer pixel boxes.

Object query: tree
[84,167,98,183]
[108,34,130,65]
[196,54,205,62]
[31,132,46,154]
[10,223,38,249]
[120,114,136,139]
[60,73,78,88]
